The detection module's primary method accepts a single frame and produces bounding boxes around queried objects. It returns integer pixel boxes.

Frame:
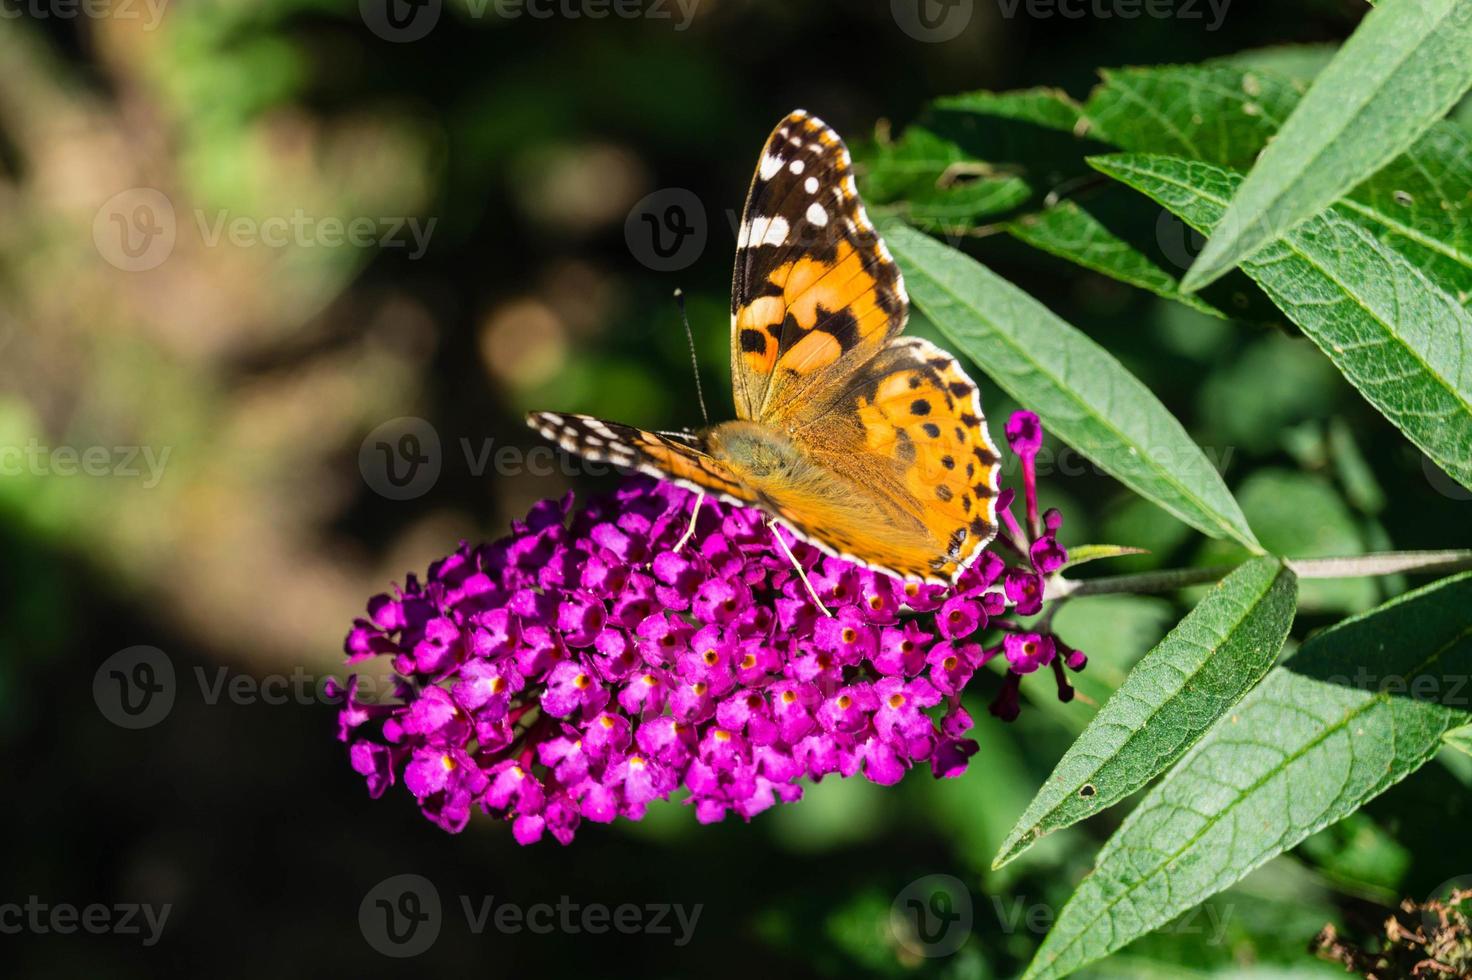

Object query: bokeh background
[3,0,1470,976]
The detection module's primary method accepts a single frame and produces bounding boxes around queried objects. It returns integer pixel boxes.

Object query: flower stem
[1046,549,1472,600]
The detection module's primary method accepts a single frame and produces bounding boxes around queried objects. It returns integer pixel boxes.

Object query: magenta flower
[331,411,1089,843]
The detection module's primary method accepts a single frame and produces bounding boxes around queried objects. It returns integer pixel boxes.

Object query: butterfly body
[528,110,1001,584]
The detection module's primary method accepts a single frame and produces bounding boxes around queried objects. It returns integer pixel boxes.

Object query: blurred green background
[3,0,1470,976]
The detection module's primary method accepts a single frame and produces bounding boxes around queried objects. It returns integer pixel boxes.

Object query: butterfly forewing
[730,110,908,426]
[526,413,755,506]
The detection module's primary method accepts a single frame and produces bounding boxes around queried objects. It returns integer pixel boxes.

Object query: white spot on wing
[789,159,805,175]
[758,153,784,181]
[803,176,819,194]
[805,202,828,227]
[745,215,789,247]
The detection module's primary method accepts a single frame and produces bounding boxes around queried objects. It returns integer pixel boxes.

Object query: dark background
[3,0,1470,976]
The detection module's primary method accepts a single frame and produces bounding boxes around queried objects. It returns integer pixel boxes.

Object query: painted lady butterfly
[529,110,1000,585]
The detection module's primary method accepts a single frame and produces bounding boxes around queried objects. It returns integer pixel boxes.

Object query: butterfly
[528,110,1000,585]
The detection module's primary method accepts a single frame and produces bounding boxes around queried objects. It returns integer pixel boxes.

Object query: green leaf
[879,217,1261,551]
[1446,723,1472,758]
[995,558,1296,870]
[861,126,1032,230]
[1005,200,1223,317]
[1338,122,1472,310]
[1179,0,1472,291]
[933,87,1085,134]
[1092,152,1472,490]
[1081,63,1472,308]
[928,87,1103,183]
[1210,43,1339,84]
[1022,572,1472,980]
[1059,544,1151,572]
[1083,64,1300,169]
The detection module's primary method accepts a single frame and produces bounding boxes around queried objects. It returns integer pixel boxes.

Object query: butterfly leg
[766,517,833,618]
[674,491,704,553]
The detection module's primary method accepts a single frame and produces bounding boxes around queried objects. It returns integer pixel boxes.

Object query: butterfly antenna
[675,288,710,427]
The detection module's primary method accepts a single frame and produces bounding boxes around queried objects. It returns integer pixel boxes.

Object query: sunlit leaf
[1022,573,1472,980]
[1179,0,1472,290]
[1093,152,1472,490]
[995,558,1296,869]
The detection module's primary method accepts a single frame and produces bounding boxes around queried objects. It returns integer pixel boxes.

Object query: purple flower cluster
[332,411,1085,843]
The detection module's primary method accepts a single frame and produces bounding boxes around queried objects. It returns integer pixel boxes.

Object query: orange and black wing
[525,412,755,506]
[730,110,908,426]
[767,337,1001,584]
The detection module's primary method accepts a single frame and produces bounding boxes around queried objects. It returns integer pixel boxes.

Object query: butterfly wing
[760,337,1001,583]
[731,110,907,425]
[526,412,755,506]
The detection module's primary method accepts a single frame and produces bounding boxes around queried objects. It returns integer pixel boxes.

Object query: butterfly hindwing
[773,337,1000,583]
[731,110,908,425]
[526,413,754,506]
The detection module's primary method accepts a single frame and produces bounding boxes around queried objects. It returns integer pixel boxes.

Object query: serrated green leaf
[1082,63,1472,308]
[1084,64,1301,169]
[1179,0,1472,290]
[1092,152,1472,490]
[1446,723,1472,758]
[879,217,1261,551]
[1022,572,1472,980]
[1005,201,1223,316]
[995,558,1296,870]
[933,87,1085,133]
[1337,122,1472,310]
[860,126,1032,230]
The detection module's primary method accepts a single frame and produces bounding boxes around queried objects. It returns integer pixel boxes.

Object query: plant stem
[1046,549,1472,600]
